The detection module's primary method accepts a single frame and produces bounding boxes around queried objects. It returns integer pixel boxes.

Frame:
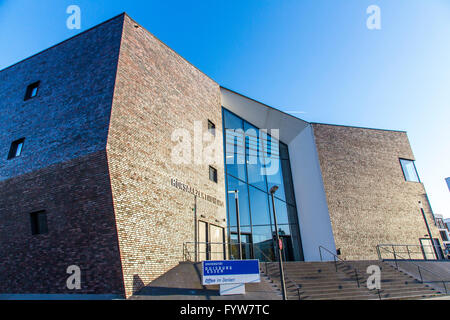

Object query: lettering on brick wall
[170,178,224,207]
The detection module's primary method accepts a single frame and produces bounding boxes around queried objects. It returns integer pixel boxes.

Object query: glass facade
[223,108,303,261]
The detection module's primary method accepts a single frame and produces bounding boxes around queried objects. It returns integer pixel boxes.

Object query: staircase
[261,260,444,300]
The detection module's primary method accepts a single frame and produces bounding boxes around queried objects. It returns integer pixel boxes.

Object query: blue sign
[202,260,260,285]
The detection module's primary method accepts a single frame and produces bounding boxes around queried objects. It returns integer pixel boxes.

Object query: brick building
[0,13,442,298]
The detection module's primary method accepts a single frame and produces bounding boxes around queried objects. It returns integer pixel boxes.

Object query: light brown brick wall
[106,15,226,297]
[312,123,441,260]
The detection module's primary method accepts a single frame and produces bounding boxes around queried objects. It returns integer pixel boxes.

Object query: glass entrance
[230,233,253,260]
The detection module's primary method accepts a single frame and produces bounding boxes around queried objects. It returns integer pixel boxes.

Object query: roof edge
[311,122,407,133]
[220,86,309,125]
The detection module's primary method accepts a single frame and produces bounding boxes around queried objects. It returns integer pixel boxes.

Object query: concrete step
[262,260,446,300]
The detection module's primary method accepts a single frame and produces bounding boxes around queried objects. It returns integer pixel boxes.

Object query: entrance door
[210,224,225,260]
[198,221,208,261]
[279,235,294,262]
[230,233,253,260]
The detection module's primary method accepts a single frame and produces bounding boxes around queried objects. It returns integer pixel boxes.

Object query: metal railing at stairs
[319,246,386,299]
[182,241,302,300]
[252,245,303,300]
[318,246,362,288]
[377,245,450,295]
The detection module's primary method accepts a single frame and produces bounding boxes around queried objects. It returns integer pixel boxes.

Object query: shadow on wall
[132,274,146,295]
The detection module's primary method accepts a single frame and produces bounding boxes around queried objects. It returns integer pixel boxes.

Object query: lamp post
[270,185,287,300]
[194,195,197,262]
[228,190,242,260]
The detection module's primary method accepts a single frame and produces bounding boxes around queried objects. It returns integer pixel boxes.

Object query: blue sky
[1,0,449,217]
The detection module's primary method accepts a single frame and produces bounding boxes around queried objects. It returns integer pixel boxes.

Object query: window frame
[209,165,218,183]
[30,210,48,235]
[208,120,216,136]
[24,81,40,101]
[399,158,420,183]
[7,138,25,160]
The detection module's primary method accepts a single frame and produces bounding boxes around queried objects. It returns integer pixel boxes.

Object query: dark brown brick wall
[107,15,226,297]
[312,123,441,260]
[0,150,124,294]
[0,14,123,181]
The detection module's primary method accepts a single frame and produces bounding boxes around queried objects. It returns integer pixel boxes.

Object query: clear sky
[1,0,449,217]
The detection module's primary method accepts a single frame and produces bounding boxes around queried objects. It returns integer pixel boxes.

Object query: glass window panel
[245,123,267,192]
[249,186,271,226]
[276,224,291,236]
[269,197,289,225]
[225,128,246,181]
[224,109,243,130]
[266,156,286,201]
[281,159,295,205]
[400,159,419,182]
[15,142,24,157]
[226,175,251,230]
[252,226,275,262]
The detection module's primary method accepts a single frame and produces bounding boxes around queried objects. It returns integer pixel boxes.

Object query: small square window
[24,81,40,100]
[209,166,218,183]
[400,158,420,182]
[30,210,48,235]
[7,138,25,160]
[208,120,216,136]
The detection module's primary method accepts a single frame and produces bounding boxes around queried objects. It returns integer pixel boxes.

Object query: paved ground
[129,262,281,300]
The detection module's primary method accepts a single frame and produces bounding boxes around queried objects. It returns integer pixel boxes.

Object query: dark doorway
[230,232,253,260]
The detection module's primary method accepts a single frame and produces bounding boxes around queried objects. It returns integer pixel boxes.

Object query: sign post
[202,260,260,295]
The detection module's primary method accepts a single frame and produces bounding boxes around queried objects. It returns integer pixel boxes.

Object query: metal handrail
[318,246,361,288]
[182,241,302,300]
[251,245,303,300]
[377,245,450,294]
[377,243,447,261]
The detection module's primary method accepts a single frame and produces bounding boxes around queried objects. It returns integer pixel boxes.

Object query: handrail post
[407,245,411,260]
[392,245,398,269]
[334,256,337,272]
[418,266,423,283]
[319,246,323,261]
[355,269,360,287]
[376,245,381,260]
[443,281,448,294]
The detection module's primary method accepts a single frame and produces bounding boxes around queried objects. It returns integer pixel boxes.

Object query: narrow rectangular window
[30,210,48,235]
[7,138,25,160]
[24,81,40,100]
[209,166,217,183]
[208,120,216,136]
[400,158,420,182]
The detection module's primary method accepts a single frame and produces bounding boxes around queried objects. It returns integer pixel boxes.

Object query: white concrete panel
[220,87,308,144]
[288,125,336,261]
